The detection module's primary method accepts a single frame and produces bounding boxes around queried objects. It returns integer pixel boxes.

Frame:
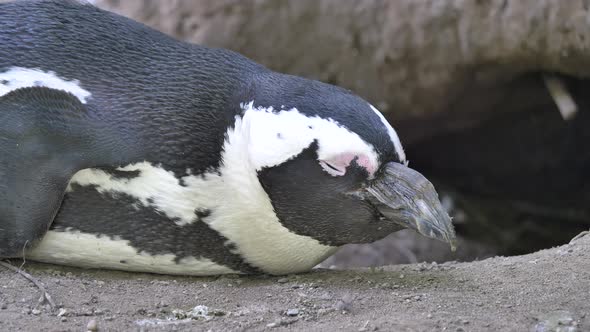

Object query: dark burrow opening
[324,72,590,268]
[408,73,590,257]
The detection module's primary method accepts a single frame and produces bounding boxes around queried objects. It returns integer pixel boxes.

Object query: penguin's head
[229,73,456,248]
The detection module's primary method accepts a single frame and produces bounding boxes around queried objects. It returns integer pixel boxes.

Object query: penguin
[0,0,456,276]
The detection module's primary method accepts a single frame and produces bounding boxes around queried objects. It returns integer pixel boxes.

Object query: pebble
[60,317,67,322]
[535,310,578,332]
[87,319,98,332]
[57,308,67,317]
[286,309,299,316]
[0,303,7,310]
[317,308,334,316]
[31,309,41,315]
[335,295,354,313]
[277,278,288,284]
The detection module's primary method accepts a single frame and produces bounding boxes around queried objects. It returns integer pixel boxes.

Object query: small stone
[335,294,354,313]
[277,278,288,284]
[60,317,67,322]
[266,322,279,328]
[0,303,7,310]
[87,319,98,331]
[57,308,67,317]
[461,319,470,325]
[286,309,300,317]
[31,309,41,315]
[427,314,433,319]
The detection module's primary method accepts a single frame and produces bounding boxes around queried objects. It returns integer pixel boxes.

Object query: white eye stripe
[319,160,346,176]
[369,104,407,165]
[240,101,380,172]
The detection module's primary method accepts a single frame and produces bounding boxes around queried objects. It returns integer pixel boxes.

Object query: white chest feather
[29,158,337,274]
[28,232,237,276]
[42,159,337,275]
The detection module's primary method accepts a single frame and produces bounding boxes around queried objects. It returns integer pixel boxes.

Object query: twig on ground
[0,260,56,310]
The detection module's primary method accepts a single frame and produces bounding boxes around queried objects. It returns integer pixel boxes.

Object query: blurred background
[95,0,590,267]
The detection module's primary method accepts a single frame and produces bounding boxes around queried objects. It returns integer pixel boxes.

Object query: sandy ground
[0,232,588,332]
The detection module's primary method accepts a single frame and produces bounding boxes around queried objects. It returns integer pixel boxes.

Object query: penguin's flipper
[0,87,97,257]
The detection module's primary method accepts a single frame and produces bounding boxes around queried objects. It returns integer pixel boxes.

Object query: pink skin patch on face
[320,153,377,177]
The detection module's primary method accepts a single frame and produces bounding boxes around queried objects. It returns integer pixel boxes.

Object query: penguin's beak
[365,162,457,250]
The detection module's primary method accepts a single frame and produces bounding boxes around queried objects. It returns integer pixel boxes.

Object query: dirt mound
[0,232,587,331]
